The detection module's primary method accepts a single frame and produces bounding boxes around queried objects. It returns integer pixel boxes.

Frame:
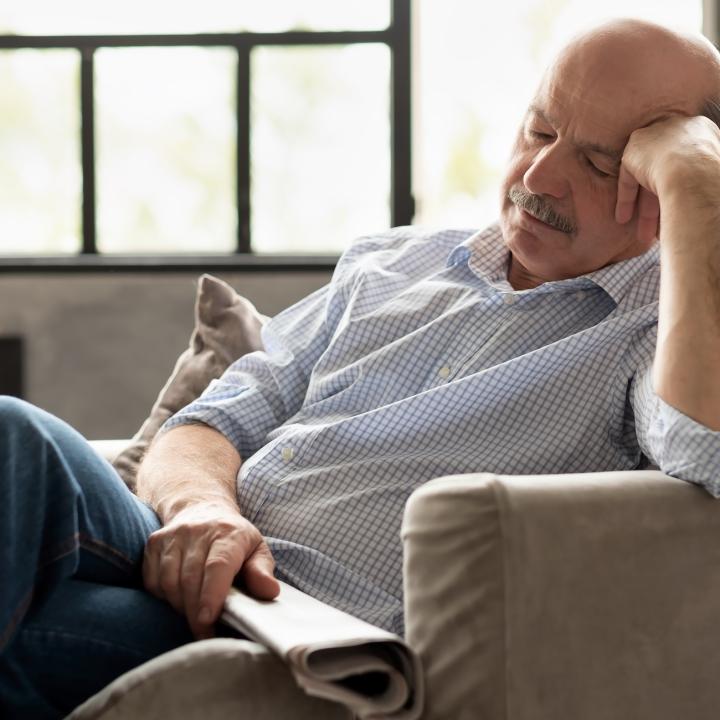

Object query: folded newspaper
[220,581,423,719]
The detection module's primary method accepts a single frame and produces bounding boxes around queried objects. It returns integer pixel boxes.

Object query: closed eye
[583,155,612,178]
[528,130,554,141]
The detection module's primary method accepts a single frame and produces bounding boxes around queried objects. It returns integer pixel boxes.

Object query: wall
[0,270,331,439]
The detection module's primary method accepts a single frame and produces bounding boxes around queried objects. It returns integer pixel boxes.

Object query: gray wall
[0,270,331,439]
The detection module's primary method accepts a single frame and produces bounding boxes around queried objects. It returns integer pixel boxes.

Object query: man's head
[499,18,720,289]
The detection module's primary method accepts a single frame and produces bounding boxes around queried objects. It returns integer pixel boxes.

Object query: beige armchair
[69,458,720,720]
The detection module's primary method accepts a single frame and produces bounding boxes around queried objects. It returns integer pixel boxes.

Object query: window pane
[251,45,391,254]
[0,1,390,34]
[415,0,704,229]
[95,47,236,254]
[0,50,80,254]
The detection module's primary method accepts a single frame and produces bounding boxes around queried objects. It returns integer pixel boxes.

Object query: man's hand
[142,501,280,640]
[615,114,720,243]
[136,424,280,639]
[614,113,720,431]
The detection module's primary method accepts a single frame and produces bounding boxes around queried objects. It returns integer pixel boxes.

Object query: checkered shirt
[163,223,720,635]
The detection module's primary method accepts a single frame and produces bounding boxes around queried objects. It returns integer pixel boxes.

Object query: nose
[522,145,570,199]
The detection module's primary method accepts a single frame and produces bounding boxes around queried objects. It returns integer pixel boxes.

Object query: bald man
[3,18,720,719]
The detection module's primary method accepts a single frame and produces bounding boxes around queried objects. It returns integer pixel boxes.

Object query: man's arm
[618,115,720,430]
[136,424,279,640]
[653,164,720,430]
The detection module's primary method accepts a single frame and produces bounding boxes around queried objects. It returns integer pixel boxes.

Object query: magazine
[221,581,423,719]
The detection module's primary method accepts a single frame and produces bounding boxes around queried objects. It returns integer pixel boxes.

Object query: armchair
[67,277,720,718]
[70,461,720,720]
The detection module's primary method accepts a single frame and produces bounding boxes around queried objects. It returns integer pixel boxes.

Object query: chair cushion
[111,274,267,492]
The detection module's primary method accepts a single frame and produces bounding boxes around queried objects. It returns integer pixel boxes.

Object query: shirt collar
[447,222,661,305]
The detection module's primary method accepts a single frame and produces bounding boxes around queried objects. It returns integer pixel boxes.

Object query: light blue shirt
[163,223,720,635]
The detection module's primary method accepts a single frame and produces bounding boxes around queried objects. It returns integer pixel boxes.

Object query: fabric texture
[66,639,351,720]
[161,223,720,635]
[112,274,267,492]
[0,397,195,719]
[402,470,720,720]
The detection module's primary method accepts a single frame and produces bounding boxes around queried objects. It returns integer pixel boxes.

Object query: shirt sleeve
[631,360,720,498]
[158,228,413,458]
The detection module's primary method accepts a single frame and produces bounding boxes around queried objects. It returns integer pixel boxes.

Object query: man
[2,17,720,718]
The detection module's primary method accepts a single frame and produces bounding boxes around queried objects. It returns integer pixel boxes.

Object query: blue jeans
[0,397,197,718]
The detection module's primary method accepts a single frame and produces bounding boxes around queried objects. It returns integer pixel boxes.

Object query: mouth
[517,206,563,233]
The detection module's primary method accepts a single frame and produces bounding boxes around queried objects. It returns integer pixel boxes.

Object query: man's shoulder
[336,225,482,274]
[344,225,479,254]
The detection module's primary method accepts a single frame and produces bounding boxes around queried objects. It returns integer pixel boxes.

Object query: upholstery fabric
[65,639,350,720]
[403,470,720,720]
[111,275,266,492]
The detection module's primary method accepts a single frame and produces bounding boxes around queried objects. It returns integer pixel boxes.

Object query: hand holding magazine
[221,581,423,719]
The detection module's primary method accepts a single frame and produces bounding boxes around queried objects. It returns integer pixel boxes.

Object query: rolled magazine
[221,581,423,719]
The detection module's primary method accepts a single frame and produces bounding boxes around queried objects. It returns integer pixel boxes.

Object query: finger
[637,187,660,245]
[196,543,241,633]
[157,544,185,614]
[615,164,639,224]
[142,533,164,599]
[241,544,281,600]
[143,530,172,601]
[179,544,212,639]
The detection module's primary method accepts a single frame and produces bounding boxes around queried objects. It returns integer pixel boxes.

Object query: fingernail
[198,607,212,624]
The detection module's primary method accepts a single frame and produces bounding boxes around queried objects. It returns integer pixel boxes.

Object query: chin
[504,225,568,280]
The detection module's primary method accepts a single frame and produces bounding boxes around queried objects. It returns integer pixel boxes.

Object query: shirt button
[503,293,516,305]
[281,447,294,462]
[438,366,451,379]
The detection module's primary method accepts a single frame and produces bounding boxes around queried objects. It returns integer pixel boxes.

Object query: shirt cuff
[647,396,720,498]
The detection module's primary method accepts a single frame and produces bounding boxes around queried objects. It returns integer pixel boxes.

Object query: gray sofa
[69,457,720,720]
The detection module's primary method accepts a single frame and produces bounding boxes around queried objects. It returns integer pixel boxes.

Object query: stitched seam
[0,588,33,651]
[490,478,510,720]
[37,533,79,567]
[2,536,82,650]
[20,627,150,660]
[79,534,135,573]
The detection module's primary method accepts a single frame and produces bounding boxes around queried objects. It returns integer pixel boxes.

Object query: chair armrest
[67,639,350,720]
[402,470,720,720]
[88,439,132,463]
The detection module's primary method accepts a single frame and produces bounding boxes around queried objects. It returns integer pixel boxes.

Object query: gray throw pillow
[112,274,267,492]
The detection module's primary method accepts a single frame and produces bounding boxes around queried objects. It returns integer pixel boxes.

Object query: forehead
[532,48,702,152]
[535,30,710,140]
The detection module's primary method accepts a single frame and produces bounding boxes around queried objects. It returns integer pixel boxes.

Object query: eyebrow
[528,104,623,165]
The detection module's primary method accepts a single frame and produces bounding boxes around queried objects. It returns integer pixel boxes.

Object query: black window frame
[0,0,412,272]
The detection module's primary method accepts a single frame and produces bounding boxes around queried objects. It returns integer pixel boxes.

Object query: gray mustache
[508,186,576,234]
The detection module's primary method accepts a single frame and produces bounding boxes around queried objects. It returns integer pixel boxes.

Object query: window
[0,1,711,262]
[0,1,409,258]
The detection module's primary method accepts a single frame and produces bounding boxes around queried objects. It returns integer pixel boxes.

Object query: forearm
[136,423,243,524]
[654,178,720,430]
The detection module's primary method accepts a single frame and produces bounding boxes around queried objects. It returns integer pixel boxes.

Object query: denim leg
[0,397,196,717]
[0,396,161,646]
[0,580,196,719]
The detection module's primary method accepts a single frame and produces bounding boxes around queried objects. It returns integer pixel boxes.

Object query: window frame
[0,0,412,271]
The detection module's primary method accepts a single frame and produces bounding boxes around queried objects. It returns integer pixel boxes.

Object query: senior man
[3,17,720,718]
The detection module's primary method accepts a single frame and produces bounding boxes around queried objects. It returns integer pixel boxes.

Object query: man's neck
[506,254,545,290]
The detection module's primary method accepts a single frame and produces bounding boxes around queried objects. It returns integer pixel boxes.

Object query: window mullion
[237,41,251,253]
[80,46,97,254]
[390,0,414,226]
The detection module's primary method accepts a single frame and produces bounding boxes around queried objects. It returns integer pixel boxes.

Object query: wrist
[159,492,241,524]
[658,156,720,214]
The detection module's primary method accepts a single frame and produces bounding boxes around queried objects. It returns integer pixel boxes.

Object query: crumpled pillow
[112,274,267,493]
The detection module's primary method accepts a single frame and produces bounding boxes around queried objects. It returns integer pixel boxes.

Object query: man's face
[498,30,706,286]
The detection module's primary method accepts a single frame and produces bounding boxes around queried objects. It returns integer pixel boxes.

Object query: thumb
[242,546,280,600]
